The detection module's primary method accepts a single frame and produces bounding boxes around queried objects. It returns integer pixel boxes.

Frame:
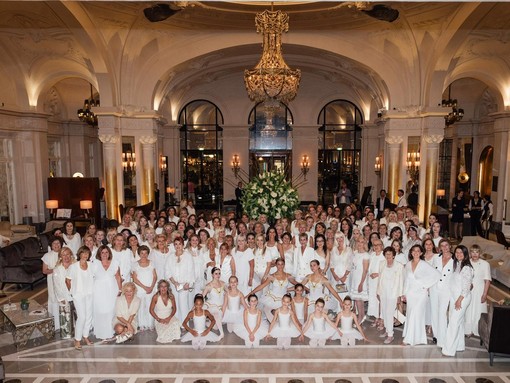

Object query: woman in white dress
[279,232,295,274]
[213,242,235,284]
[367,239,385,327]
[149,279,180,343]
[232,235,255,296]
[253,234,272,288]
[93,245,122,340]
[442,245,474,356]
[53,247,75,339]
[330,233,353,300]
[202,267,226,338]
[65,246,94,350]
[250,258,298,321]
[203,237,219,283]
[402,244,441,346]
[149,234,172,282]
[377,246,404,344]
[234,294,268,348]
[265,227,282,268]
[110,234,132,283]
[131,245,157,330]
[464,244,491,337]
[165,236,195,323]
[314,234,330,274]
[42,236,63,330]
[350,238,370,323]
[113,281,141,336]
[62,221,81,256]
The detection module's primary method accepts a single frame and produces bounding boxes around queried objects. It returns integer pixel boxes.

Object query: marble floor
[1,283,510,383]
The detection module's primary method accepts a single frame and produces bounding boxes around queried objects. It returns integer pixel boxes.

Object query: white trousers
[172,287,192,324]
[430,287,450,347]
[442,293,471,356]
[73,293,93,341]
[380,295,398,337]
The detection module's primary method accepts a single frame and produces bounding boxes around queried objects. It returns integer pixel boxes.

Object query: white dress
[233,248,254,295]
[304,316,337,340]
[222,294,244,325]
[42,250,59,329]
[92,259,120,339]
[269,311,301,338]
[306,279,338,313]
[233,310,269,343]
[293,300,307,324]
[111,248,132,282]
[149,248,171,282]
[153,295,180,343]
[331,315,364,343]
[402,260,440,346]
[205,285,225,314]
[214,253,233,284]
[132,261,156,330]
[113,295,141,333]
[165,251,195,323]
[63,233,81,257]
[260,277,290,311]
[367,252,385,317]
[283,246,295,274]
[181,312,220,343]
[349,251,369,301]
[330,246,353,298]
[465,259,491,336]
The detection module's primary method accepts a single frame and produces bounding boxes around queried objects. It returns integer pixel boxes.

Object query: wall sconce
[231,154,241,179]
[45,200,58,220]
[160,155,168,173]
[80,200,92,218]
[300,154,310,180]
[374,156,382,175]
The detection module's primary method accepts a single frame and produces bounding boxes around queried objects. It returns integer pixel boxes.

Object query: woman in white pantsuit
[66,246,94,350]
[377,246,404,344]
[442,245,474,356]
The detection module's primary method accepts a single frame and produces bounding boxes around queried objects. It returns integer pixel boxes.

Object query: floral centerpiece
[241,170,300,222]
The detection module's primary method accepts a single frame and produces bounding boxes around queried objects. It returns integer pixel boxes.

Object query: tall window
[248,102,293,180]
[179,100,223,209]
[318,100,363,205]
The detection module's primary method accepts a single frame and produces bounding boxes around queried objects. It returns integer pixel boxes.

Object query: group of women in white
[41,203,492,355]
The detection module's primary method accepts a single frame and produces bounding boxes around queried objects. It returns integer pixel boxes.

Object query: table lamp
[80,200,92,218]
[45,200,58,220]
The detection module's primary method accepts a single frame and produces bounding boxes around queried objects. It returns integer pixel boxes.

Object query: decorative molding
[98,134,119,144]
[139,135,158,145]
[423,134,444,144]
[385,135,404,145]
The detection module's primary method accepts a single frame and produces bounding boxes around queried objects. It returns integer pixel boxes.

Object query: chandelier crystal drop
[244,10,301,104]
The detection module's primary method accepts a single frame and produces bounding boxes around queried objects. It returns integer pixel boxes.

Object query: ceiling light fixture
[244,8,301,105]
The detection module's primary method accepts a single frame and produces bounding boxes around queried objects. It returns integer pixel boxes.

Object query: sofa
[479,302,510,365]
[0,236,45,290]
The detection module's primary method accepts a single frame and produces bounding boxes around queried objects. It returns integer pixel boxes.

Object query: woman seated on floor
[111,281,141,343]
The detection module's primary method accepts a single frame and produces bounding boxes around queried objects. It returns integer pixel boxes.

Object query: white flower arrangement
[241,170,300,222]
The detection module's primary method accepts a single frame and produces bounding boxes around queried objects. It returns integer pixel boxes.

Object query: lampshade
[45,200,58,209]
[80,200,93,209]
[436,189,446,197]
[166,187,176,194]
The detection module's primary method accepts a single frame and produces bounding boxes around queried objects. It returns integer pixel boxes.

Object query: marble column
[99,134,119,220]
[423,134,444,226]
[140,135,158,205]
[385,136,404,203]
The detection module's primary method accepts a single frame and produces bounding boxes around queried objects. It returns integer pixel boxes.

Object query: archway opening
[478,146,493,198]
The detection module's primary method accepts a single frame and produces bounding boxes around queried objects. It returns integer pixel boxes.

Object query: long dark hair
[453,245,473,271]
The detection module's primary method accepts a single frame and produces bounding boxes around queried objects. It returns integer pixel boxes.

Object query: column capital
[423,134,444,144]
[139,135,158,145]
[385,135,404,145]
[98,134,119,144]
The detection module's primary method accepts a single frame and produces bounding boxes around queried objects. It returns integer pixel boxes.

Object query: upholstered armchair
[479,302,510,365]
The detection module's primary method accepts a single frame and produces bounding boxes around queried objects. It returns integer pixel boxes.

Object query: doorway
[250,151,292,180]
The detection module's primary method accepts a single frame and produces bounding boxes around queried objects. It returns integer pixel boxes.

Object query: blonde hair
[122,281,137,295]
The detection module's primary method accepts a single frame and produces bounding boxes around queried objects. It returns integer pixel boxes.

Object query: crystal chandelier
[244,9,301,104]
[442,84,464,126]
